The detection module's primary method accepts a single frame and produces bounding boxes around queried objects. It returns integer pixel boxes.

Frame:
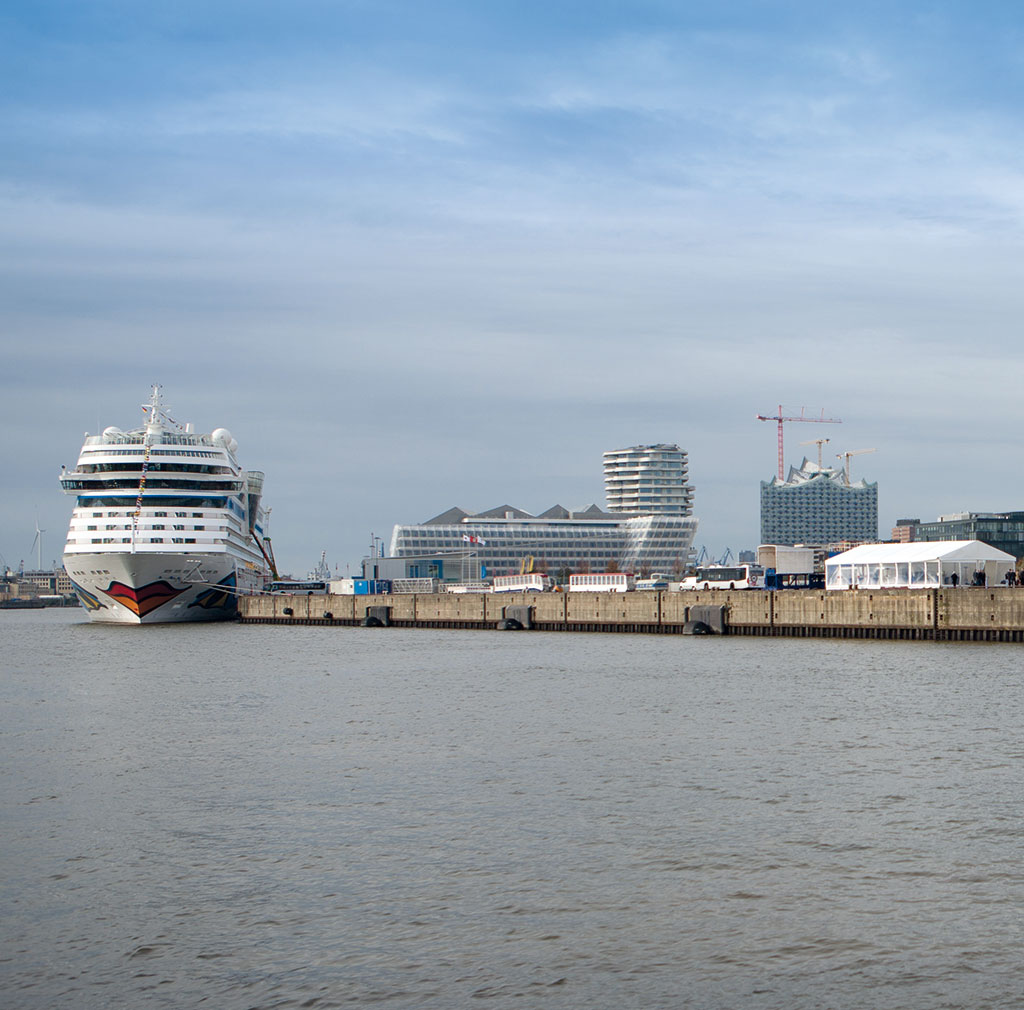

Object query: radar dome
[103,426,123,438]
[211,427,232,446]
[228,438,239,454]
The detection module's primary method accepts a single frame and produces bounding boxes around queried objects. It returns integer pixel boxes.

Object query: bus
[492,574,554,593]
[678,565,765,590]
[635,574,671,591]
[568,573,635,593]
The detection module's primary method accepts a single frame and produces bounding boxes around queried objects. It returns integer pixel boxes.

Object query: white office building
[378,443,699,581]
[603,444,694,515]
[386,505,698,581]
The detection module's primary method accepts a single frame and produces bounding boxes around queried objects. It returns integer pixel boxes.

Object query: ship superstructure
[60,386,272,623]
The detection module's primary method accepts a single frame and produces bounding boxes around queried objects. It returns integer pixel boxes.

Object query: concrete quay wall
[239,587,1024,642]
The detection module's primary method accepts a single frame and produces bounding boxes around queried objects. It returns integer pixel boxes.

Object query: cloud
[6,4,1024,569]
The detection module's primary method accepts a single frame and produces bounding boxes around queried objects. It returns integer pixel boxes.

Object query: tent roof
[827,540,1015,565]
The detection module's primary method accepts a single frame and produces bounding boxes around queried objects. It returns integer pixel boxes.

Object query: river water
[2,608,1024,1009]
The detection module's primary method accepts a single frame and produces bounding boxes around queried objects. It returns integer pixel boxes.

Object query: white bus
[568,573,635,593]
[678,564,765,590]
[491,574,554,593]
[635,574,671,591]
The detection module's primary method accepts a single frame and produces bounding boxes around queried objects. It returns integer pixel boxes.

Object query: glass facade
[603,444,694,515]
[390,513,699,578]
[386,441,699,580]
[760,462,878,545]
[915,512,1024,560]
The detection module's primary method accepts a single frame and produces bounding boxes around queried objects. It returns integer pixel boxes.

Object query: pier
[239,588,1024,643]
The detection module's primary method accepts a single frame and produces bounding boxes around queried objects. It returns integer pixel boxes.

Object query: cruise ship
[60,387,273,623]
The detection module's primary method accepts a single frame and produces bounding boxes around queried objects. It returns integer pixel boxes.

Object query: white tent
[825,540,1016,590]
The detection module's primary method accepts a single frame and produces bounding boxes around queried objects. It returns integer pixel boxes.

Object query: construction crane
[254,532,279,579]
[836,448,877,484]
[799,437,831,470]
[757,405,842,480]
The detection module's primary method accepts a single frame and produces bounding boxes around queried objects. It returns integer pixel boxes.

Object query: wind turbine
[30,519,46,572]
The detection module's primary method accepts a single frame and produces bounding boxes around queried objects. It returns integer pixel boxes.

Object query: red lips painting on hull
[102,580,184,617]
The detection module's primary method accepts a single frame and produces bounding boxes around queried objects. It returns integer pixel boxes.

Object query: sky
[4,0,1024,576]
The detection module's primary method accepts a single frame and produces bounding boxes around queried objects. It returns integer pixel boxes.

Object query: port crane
[757,406,842,480]
[836,448,876,485]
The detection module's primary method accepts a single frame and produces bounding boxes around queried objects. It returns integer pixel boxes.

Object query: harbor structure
[241,584,1024,643]
[760,458,878,546]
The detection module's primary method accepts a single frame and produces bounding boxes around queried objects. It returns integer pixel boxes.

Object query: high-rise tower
[603,444,694,516]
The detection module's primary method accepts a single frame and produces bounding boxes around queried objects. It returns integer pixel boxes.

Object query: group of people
[947,569,1023,586]
[949,570,991,586]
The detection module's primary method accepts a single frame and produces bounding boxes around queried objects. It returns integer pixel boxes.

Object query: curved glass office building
[389,506,698,579]
[385,444,699,580]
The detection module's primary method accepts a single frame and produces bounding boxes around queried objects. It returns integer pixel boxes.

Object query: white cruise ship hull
[60,387,273,625]
[64,552,263,624]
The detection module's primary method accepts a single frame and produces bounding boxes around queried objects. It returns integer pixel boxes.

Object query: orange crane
[757,405,842,480]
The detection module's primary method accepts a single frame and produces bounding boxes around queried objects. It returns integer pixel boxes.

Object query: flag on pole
[462,534,487,545]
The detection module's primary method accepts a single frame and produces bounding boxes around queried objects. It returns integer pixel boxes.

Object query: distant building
[760,459,878,546]
[378,443,699,581]
[891,518,920,543]
[385,504,698,581]
[603,444,694,515]
[14,569,73,595]
[915,512,1024,560]
[1,568,73,602]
